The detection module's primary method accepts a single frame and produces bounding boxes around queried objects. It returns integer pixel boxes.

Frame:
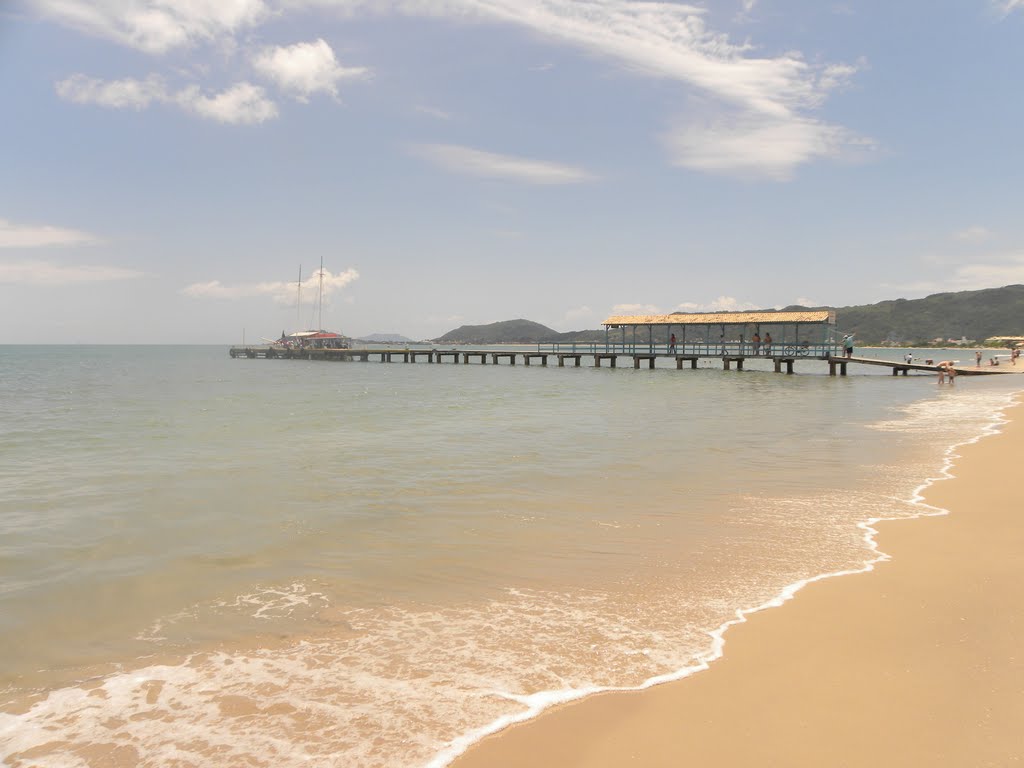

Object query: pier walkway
[230,310,1021,377]
[832,355,1022,377]
[228,345,1020,377]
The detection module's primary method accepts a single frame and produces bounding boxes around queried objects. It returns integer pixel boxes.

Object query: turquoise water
[0,345,1019,767]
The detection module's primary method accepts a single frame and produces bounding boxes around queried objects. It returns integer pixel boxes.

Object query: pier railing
[536,341,841,358]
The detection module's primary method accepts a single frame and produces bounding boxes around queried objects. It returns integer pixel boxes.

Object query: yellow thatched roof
[603,310,835,327]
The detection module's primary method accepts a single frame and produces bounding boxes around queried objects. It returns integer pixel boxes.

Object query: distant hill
[433,319,558,344]
[433,285,1024,347]
[824,285,1024,345]
[358,333,416,343]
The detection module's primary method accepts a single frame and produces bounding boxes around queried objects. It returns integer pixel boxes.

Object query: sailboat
[273,259,351,350]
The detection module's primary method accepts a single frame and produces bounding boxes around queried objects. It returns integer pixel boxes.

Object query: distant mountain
[432,285,1024,347]
[433,319,559,344]
[358,333,416,343]
[822,285,1024,345]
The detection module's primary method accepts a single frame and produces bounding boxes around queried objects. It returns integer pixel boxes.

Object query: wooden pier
[229,345,1020,378]
[231,312,1021,377]
[828,356,1020,377]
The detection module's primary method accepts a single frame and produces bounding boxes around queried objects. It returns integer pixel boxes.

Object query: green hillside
[432,285,1024,346]
[433,319,559,344]
[826,285,1024,345]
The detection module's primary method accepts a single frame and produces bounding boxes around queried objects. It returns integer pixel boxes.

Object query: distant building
[985,336,1024,347]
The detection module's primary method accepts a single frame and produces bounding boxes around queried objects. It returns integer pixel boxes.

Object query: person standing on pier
[842,334,854,358]
[763,332,772,356]
[669,333,677,353]
[752,332,761,355]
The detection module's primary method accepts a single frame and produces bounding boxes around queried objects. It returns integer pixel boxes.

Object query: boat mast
[318,255,324,331]
[296,264,302,331]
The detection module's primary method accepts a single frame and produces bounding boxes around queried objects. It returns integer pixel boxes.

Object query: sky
[2,0,1023,343]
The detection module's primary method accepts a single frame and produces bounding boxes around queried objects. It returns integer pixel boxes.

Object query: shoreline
[449,394,1024,767]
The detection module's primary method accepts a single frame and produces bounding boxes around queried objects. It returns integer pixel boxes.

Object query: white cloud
[412,144,597,184]
[794,297,819,307]
[415,104,452,120]
[734,0,759,23]
[953,226,992,242]
[346,0,864,178]
[888,251,1024,294]
[612,303,662,314]
[176,82,278,124]
[0,218,102,248]
[664,114,873,180]
[997,0,1024,16]
[948,256,1024,286]
[183,268,359,303]
[563,305,594,324]
[56,75,278,124]
[55,73,167,109]
[32,0,269,54]
[38,0,866,175]
[676,296,758,312]
[360,0,854,117]
[0,260,142,284]
[253,38,369,101]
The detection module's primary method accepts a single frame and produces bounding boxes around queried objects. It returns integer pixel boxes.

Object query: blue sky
[2,0,1022,343]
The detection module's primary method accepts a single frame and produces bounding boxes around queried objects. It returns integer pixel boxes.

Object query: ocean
[1,345,1019,767]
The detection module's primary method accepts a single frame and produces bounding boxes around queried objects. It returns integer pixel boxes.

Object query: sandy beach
[453,399,1024,768]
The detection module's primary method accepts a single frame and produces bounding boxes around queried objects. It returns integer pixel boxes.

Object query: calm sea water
[1,345,1020,767]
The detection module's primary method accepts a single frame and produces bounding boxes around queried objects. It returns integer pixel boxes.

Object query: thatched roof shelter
[603,310,835,327]
[599,309,839,356]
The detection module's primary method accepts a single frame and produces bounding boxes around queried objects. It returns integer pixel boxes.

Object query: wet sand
[453,400,1024,767]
